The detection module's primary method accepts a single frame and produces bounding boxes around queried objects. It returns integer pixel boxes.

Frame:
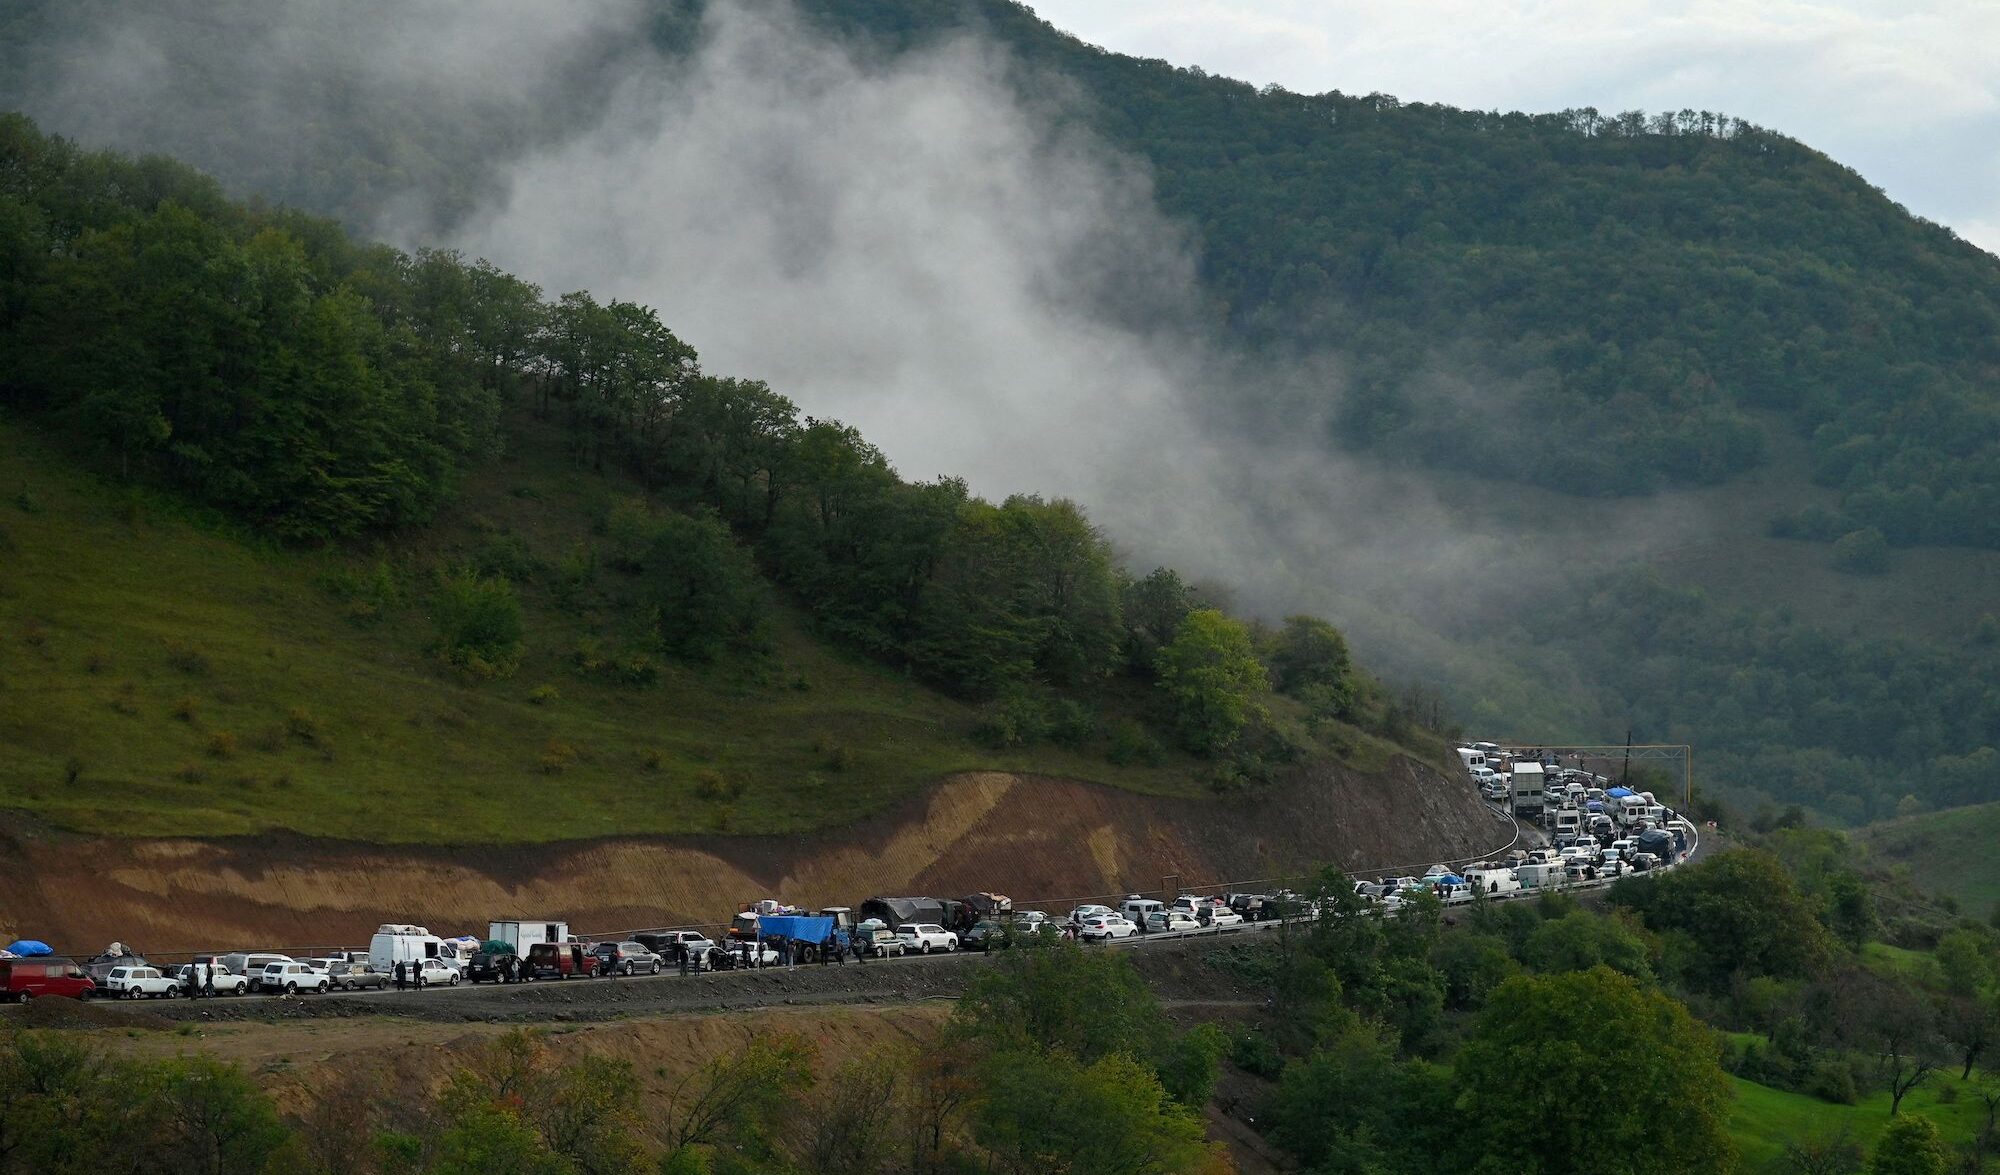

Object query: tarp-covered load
[1605,787,1636,799]
[6,940,53,957]
[755,916,835,944]
[860,897,944,929]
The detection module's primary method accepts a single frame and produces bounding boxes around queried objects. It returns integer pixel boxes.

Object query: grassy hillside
[4,417,1406,843]
[1728,1073,1989,1171]
[1860,804,2000,921]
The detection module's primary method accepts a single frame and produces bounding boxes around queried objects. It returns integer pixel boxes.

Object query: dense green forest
[0,112,1397,814]
[9,835,2000,1173]
[3,0,1997,827]
[7,0,1995,549]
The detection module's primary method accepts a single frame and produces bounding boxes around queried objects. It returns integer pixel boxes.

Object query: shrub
[528,684,560,706]
[82,650,110,674]
[163,640,210,675]
[1230,1031,1284,1080]
[641,749,663,772]
[173,761,206,784]
[1831,527,1891,574]
[693,770,744,802]
[63,757,83,785]
[1803,1058,1858,1105]
[109,684,140,717]
[431,569,524,678]
[1106,720,1164,766]
[539,741,578,774]
[206,731,238,758]
[287,707,322,744]
[171,694,200,722]
[471,534,537,582]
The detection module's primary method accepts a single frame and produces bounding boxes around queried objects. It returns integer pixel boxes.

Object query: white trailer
[487,920,570,952]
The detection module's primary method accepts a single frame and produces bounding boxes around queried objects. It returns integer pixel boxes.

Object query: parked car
[226,953,295,988]
[466,951,515,983]
[524,942,598,979]
[859,928,905,958]
[1,958,96,1002]
[326,961,389,991]
[1068,904,1115,926]
[962,920,1007,951]
[1198,907,1244,928]
[1118,897,1165,926]
[894,924,958,954]
[171,963,249,995]
[259,961,331,994]
[410,958,459,986]
[634,931,715,964]
[1143,910,1201,934]
[105,965,179,999]
[1078,914,1138,942]
[592,941,664,976]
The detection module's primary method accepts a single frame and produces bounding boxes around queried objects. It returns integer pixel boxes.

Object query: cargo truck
[1511,762,1545,817]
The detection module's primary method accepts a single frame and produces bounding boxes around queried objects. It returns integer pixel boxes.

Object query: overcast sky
[1028,0,2000,255]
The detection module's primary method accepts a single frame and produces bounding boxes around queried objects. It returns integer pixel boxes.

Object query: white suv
[105,966,180,999]
[895,924,958,954]
[260,961,331,994]
[172,964,248,995]
[1078,914,1138,942]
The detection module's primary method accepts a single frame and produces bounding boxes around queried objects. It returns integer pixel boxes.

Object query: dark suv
[590,941,663,976]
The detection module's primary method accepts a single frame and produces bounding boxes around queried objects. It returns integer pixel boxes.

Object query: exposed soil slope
[1,758,1500,954]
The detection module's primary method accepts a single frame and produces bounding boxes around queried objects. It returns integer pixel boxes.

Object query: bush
[528,684,560,706]
[173,761,206,784]
[286,706,322,744]
[205,731,238,758]
[693,771,744,803]
[171,694,200,722]
[1831,527,1891,574]
[431,569,524,678]
[471,534,536,581]
[1230,1031,1284,1079]
[538,741,578,774]
[1106,720,1164,766]
[1804,1058,1858,1105]
[163,640,209,675]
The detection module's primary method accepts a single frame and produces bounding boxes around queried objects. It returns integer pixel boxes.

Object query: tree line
[0,113,1370,762]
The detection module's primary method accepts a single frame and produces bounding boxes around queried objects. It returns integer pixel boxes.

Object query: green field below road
[1728,1073,1989,1170]
[5,420,1342,843]
[1859,803,2000,922]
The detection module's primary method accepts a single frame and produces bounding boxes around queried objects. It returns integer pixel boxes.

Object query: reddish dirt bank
[0,757,1502,955]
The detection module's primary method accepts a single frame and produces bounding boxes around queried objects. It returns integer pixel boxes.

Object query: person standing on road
[678,945,689,976]
[393,961,406,990]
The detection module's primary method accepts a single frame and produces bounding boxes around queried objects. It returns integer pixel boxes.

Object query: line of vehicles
[1,750,1696,1005]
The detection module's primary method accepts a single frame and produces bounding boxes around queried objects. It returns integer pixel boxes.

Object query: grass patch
[1860,802,2000,920]
[1727,1072,1990,1170]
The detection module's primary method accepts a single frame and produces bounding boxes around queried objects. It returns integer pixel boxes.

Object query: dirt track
[1,757,1501,955]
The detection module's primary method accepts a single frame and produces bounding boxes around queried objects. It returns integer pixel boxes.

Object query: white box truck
[487,920,569,952]
[368,924,448,974]
[1511,762,1545,817]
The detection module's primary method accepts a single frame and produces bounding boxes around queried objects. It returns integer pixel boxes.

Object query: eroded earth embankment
[0,756,1500,954]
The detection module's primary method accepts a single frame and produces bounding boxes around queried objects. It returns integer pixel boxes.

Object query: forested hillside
[2,0,1997,828]
[0,114,1415,838]
[8,0,1997,548]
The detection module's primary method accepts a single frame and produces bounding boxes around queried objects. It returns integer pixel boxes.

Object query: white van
[368,923,449,975]
[1119,896,1165,929]
[222,952,294,989]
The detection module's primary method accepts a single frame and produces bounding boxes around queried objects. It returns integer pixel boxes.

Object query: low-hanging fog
[12,0,1715,717]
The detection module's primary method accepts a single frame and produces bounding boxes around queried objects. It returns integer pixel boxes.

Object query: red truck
[1,957,97,1001]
